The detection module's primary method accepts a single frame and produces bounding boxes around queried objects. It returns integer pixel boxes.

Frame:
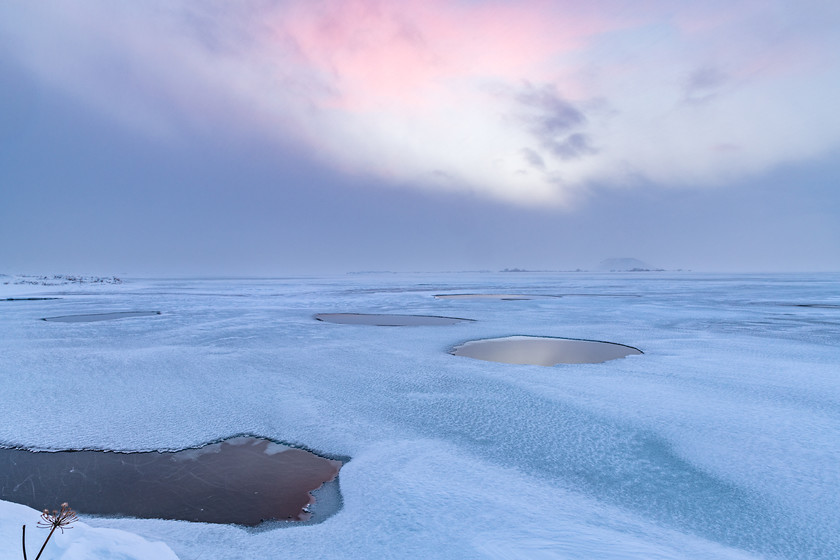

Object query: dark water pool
[42,311,161,322]
[0,436,343,525]
[434,294,559,300]
[315,313,473,326]
[2,297,61,301]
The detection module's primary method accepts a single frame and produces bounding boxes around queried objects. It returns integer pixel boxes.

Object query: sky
[1,0,839,275]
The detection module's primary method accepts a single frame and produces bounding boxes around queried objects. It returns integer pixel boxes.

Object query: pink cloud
[268,0,628,111]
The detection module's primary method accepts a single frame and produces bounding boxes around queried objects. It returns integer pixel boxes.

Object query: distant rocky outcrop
[597,258,664,272]
[2,274,123,286]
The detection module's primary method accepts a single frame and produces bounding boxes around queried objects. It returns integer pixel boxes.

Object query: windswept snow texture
[1,273,839,559]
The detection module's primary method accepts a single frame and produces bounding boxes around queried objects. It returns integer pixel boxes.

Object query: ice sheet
[1,272,838,559]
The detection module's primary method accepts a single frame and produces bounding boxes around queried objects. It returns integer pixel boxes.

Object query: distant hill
[597,258,664,272]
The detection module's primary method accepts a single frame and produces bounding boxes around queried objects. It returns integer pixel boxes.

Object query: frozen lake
[1,272,838,559]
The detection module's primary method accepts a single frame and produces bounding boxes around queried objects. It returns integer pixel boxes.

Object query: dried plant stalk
[21,502,78,560]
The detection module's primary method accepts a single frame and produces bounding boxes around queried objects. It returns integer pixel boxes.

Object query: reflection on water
[451,336,642,365]
[315,313,472,326]
[0,437,343,525]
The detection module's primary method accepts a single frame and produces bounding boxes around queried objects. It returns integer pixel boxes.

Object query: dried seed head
[37,503,78,533]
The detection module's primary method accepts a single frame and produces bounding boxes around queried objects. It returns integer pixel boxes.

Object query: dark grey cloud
[544,132,597,160]
[516,84,586,133]
[514,83,597,161]
[713,143,742,153]
[520,148,546,170]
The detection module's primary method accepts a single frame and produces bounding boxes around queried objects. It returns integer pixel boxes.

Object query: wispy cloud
[683,66,730,104]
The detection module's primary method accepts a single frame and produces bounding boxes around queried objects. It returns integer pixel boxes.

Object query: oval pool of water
[2,297,62,301]
[0,436,343,526]
[450,336,643,365]
[42,311,162,322]
[315,313,473,326]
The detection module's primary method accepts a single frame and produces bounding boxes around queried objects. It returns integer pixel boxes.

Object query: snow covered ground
[0,272,838,559]
[0,501,178,560]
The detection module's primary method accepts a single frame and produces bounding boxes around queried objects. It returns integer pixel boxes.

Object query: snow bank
[0,501,178,560]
